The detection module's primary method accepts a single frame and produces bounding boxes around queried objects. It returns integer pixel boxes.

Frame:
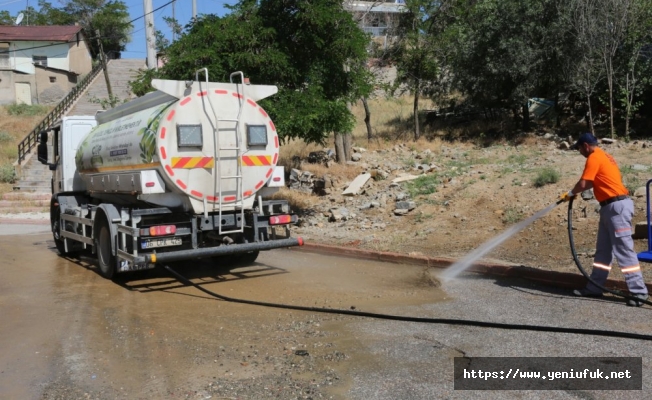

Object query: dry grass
[268,187,317,211]
[0,105,52,194]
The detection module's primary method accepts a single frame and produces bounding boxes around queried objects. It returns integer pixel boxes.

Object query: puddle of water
[439,202,560,282]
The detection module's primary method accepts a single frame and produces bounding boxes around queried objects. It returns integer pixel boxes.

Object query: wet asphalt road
[1,223,652,399]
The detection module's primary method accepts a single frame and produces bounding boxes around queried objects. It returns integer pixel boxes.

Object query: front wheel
[51,203,76,257]
[96,220,116,279]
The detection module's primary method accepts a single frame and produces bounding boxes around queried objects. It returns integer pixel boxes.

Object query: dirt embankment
[290,135,652,282]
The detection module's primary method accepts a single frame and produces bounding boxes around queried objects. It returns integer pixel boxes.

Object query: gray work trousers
[586,198,648,294]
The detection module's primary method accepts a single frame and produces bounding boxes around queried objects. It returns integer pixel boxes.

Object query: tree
[343,0,393,142]
[131,0,370,163]
[389,0,445,141]
[596,0,634,138]
[62,0,131,58]
[447,0,570,132]
[563,0,605,134]
[29,0,73,25]
[11,0,131,59]
[614,0,652,137]
[0,11,14,25]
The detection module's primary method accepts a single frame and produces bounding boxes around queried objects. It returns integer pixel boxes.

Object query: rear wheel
[96,220,116,279]
[235,250,259,265]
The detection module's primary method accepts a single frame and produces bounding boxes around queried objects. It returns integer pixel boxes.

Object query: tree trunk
[607,61,615,138]
[362,97,373,141]
[413,79,420,141]
[554,90,561,128]
[587,95,595,134]
[522,103,530,131]
[343,133,352,162]
[334,133,345,164]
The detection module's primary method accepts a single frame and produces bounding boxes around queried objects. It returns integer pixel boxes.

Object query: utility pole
[172,0,176,42]
[192,0,196,19]
[143,0,157,69]
[96,30,114,102]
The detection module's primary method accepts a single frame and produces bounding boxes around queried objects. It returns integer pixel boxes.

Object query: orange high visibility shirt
[581,147,628,202]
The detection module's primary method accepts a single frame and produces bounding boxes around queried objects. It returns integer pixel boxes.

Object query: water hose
[565,196,652,306]
[164,264,652,341]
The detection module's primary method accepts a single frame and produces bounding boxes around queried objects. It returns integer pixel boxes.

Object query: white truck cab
[38,116,97,194]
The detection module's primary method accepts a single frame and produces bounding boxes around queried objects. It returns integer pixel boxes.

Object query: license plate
[141,237,182,249]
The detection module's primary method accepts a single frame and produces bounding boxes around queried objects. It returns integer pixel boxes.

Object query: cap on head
[571,132,598,150]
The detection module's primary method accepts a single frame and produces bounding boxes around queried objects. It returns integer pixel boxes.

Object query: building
[0,25,93,105]
[344,0,406,42]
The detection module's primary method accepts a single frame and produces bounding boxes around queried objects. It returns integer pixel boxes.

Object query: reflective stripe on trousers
[586,198,648,294]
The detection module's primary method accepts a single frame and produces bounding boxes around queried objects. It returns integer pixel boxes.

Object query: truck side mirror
[37,142,48,164]
[39,131,48,143]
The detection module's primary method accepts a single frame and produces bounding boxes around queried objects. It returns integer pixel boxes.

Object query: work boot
[626,293,649,307]
[572,288,603,298]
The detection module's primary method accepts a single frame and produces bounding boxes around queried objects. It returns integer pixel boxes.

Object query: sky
[0,0,235,59]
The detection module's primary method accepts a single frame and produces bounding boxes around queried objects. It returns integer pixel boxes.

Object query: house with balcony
[0,25,93,105]
[344,0,406,44]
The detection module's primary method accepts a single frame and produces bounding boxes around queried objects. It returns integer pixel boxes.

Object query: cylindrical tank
[75,81,280,210]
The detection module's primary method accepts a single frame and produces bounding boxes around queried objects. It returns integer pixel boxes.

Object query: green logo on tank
[138,103,168,163]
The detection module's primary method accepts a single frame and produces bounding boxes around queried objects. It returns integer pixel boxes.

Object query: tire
[96,220,116,279]
[51,203,76,257]
[235,250,259,265]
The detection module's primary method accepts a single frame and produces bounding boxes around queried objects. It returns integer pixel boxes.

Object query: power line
[0,0,176,54]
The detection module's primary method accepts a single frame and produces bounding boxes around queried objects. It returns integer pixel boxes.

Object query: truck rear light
[269,215,292,225]
[273,177,281,182]
[145,182,155,187]
[150,225,177,236]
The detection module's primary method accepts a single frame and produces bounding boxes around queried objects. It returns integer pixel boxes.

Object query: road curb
[293,242,652,292]
[0,218,49,226]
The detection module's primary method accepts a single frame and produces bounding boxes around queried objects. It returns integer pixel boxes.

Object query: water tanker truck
[37,70,302,279]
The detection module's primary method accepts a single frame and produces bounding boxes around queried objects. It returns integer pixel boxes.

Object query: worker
[560,132,649,306]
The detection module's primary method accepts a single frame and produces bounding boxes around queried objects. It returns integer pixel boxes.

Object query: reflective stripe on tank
[171,157,215,169]
[242,155,272,166]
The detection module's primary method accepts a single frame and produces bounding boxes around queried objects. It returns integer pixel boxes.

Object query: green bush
[407,174,440,197]
[0,131,13,143]
[0,164,16,183]
[502,207,524,224]
[533,167,560,188]
[6,103,49,116]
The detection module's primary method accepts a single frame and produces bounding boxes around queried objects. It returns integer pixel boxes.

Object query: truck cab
[37,116,97,194]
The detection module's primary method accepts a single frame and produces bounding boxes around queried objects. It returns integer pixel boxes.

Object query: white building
[0,25,93,105]
[344,0,406,38]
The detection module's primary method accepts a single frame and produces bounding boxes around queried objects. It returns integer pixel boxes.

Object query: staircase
[67,59,146,116]
[2,59,146,215]
[0,191,50,214]
[14,153,52,193]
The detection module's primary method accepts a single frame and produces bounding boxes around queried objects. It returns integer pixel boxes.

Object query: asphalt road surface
[1,225,651,399]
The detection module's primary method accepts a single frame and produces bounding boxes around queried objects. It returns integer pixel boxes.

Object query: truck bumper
[139,236,304,264]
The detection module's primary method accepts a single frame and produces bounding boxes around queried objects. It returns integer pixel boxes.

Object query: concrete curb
[293,242,652,293]
[0,218,49,226]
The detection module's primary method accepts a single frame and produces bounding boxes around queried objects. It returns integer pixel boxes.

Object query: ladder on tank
[195,69,246,235]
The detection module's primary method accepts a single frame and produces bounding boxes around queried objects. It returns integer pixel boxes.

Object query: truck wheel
[96,221,116,279]
[51,204,76,256]
[236,250,259,265]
